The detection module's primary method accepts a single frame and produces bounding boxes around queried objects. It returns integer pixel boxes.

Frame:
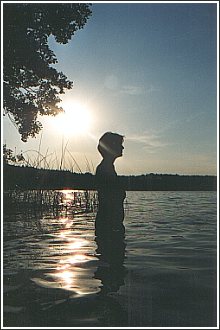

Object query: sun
[51,101,92,136]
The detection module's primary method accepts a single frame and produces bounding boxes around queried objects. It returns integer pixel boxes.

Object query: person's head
[98,132,124,160]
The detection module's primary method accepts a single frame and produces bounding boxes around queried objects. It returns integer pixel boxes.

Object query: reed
[3,140,98,216]
[3,135,95,174]
[4,189,98,215]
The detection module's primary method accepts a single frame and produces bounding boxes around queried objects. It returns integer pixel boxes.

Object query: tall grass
[4,189,98,215]
[4,136,98,215]
[4,136,94,174]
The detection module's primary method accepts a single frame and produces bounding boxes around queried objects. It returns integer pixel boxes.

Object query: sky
[2,1,218,176]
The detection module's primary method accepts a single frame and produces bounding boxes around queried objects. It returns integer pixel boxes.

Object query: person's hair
[98,132,124,158]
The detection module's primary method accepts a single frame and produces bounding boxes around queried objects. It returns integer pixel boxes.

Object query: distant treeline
[3,164,217,191]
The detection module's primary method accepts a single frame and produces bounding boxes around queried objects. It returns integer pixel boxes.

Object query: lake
[3,191,218,327]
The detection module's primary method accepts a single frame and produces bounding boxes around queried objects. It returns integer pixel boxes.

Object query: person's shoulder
[95,163,104,176]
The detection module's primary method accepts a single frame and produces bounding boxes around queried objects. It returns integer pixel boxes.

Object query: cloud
[126,132,170,152]
[145,85,160,93]
[120,85,144,96]
[119,84,160,96]
[104,73,160,96]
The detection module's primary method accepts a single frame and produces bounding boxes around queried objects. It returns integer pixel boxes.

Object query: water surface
[3,191,217,327]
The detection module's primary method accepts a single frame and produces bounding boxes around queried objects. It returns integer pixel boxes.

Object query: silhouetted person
[95,132,126,237]
[94,234,127,294]
[94,233,128,326]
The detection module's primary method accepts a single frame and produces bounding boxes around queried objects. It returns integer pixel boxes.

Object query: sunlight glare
[52,101,92,136]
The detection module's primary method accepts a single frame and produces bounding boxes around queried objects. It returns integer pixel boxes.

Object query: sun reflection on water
[29,191,126,297]
[31,212,101,296]
[59,217,73,228]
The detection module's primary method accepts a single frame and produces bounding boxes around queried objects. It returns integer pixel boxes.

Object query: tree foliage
[3,144,25,165]
[3,3,92,141]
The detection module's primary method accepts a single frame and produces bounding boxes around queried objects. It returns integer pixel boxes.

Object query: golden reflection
[31,211,127,297]
[30,189,127,301]
[66,240,86,251]
[59,217,72,228]
[52,270,74,290]
[65,254,87,264]
[47,251,99,294]
[41,214,101,295]
[56,263,70,270]
[58,229,73,239]
[60,190,75,202]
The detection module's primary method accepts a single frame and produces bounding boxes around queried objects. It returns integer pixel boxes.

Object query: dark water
[3,191,217,327]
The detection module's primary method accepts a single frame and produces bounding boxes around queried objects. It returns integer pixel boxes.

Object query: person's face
[113,142,124,158]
